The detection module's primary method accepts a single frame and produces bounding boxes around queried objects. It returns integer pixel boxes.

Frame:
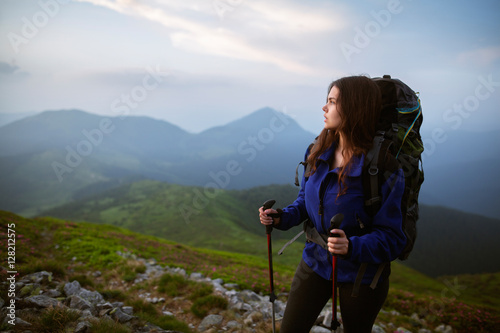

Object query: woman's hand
[328,229,349,256]
[259,206,280,226]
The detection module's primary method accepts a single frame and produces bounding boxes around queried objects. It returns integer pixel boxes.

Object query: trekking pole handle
[262,199,276,234]
[329,213,344,238]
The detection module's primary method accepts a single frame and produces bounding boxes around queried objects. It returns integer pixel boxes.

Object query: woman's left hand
[327,229,349,256]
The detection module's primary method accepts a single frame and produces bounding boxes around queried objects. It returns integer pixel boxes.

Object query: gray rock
[396,327,412,333]
[226,320,242,329]
[68,295,94,313]
[239,290,262,302]
[190,272,204,280]
[78,288,104,305]
[6,316,32,327]
[435,324,453,333]
[322,311,332,328]
[20,271,52,284]
[64,280,82,297]
[25,295,64,308]
[122,306,134,315]
[418,329,432,333]
[75,320,92,333]
[310,326,331,333]
[198,314,224,331]
[212,278,224,285]
[44,289,62,298]
[110,307,135,323]
[372,324,386,333]
[224,283,239,290]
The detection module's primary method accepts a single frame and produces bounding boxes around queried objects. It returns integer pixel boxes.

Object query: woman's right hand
[259,206,280,226]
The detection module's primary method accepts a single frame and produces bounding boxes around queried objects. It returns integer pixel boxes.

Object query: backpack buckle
[369,166,379,176]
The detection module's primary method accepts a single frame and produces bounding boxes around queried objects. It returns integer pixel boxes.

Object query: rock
[310,326,331,333]
[122,306,134,315]
[224,283,239,290]
[244,311,263,324]
[110,307,135,323]
[19,284,41,297]
[69,295,94,313]
[75,320,92,333]
[25,295,64,308]
[78,288,104,305]
[418,329,432,333]
[64,280,82,297]
[212,278,224,285]
[435,324,453,333]
[322,310,332,327]
[396,327,413,333]
[44,289,62,298]
[239,290,262,302]
[198,314,224,331]
[5,316,32,327]
[20,271,52,284]
[372,324,386,333]
[226,320,242,329]
[190,272,204,280]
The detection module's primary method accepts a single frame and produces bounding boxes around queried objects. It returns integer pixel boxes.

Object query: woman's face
[323,85,341,130]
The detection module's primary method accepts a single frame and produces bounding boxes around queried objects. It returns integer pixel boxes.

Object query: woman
[259,75,406,332]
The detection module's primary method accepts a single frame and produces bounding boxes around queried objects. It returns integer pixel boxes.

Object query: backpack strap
[364,133,385,216]
[277,219,328,255]
[294,140,317,187]
[351,262,388,297]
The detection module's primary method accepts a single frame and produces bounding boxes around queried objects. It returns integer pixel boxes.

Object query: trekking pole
[262,199,277,333]
[329,213,344,332]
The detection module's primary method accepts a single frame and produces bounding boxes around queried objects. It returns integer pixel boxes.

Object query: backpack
[291,75,424,261]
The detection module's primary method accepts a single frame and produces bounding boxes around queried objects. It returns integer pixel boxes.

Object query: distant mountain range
[0,108,499,220]
[39,180,500,277]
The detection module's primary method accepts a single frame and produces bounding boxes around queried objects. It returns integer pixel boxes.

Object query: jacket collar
[318,143,365,177]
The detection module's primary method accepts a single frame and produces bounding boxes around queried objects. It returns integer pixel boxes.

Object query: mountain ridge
[1,108,499,220]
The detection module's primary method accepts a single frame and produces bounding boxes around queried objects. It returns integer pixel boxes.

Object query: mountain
[419,129,500,218]
[0,108,315,216]
[40,180,500,278]
[1,108,499,220]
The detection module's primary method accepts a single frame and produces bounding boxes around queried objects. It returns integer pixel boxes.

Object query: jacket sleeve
[348,168,407,263]
[275,149,311,231]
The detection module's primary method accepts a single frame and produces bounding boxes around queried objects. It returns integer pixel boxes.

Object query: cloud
[75,0,344,75]
[0,61,19,75]
[457,46,500,67]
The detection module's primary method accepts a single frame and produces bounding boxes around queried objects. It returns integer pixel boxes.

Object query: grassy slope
[41,180,307,267]
[1,210,499,332]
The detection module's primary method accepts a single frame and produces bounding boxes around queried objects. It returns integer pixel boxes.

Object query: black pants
[280,259,389,333]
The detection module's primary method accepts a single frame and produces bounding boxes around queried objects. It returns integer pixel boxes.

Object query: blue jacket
[277,143,406,284]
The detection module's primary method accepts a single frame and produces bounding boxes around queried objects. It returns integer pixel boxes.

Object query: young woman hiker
[258,75,406,333]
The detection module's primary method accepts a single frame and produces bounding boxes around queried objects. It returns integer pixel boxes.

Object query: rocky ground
[0,251,456,333]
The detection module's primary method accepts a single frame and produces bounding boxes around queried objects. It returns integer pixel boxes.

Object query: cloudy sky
[0,0,499,135]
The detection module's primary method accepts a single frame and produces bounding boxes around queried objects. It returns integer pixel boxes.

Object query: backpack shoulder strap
[363,132,400,217]
[295,139,317,187]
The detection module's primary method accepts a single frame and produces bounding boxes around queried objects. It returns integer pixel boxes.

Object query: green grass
[1,210,499,333]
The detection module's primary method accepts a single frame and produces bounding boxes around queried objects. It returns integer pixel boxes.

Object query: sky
[0,0,499,136]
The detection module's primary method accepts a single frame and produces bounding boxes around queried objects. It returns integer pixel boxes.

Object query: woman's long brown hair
[307,75,382,197]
